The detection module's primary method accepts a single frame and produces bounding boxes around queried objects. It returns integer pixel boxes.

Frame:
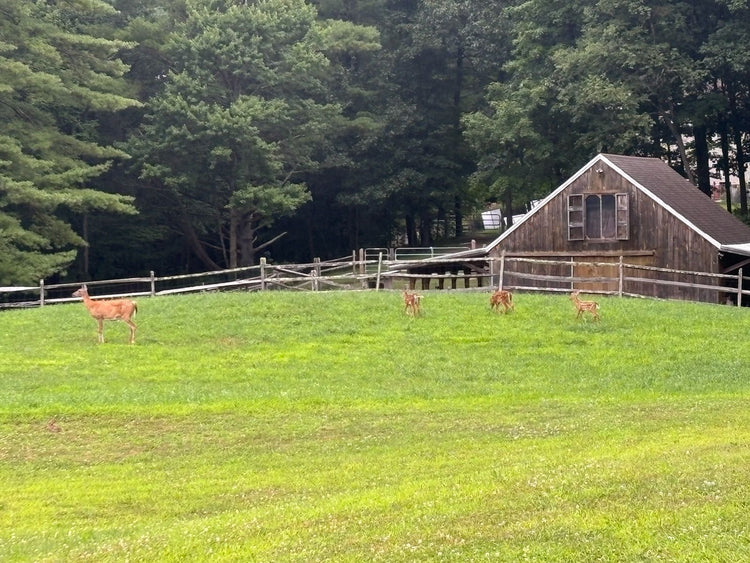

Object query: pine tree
[0,0,140,284]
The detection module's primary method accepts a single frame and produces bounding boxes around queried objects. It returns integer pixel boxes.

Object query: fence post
[375,252,383,291]
[499,251,506,291]
[352,250,356,274]
[313,257,320,291]
[570,257,575,290]
[39,279,45,307]
[150,270,156,296]
[738,267,743,307]
[618,256,624,297]
[260,257,267,291]
[359,248,365,275]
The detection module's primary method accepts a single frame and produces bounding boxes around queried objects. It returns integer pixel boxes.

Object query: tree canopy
[3,0,750,282]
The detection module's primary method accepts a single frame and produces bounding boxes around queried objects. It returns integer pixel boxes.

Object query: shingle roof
[602,154,750,246]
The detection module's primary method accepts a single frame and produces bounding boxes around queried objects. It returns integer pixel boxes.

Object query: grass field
[1,290,750,562]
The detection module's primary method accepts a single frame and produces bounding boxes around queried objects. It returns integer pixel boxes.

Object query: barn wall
[492,161,723,302]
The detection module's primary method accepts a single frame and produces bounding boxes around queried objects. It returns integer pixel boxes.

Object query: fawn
[570,290,600,321]
[490,289,514,313]
[403,290,423,316]
[72,285,138,343]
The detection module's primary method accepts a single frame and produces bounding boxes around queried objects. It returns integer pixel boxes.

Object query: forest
[2,0,750,284]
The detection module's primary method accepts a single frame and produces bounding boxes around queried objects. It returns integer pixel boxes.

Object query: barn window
[567,194,584,240]
[568,193,629,241]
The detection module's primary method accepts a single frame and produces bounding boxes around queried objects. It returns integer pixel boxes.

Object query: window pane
[616,193,629,239]
[585,195,601,239]
[601,194,616,238]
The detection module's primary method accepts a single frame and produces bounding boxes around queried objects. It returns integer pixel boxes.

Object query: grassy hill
[1,290,749,561]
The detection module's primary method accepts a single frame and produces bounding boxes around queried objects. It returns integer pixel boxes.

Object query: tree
[347,0,510,246]
[701,2,750,215]
[462,0,587,216]
[0,0,139,284]
[129,0,378,268]
[462,81,555,226]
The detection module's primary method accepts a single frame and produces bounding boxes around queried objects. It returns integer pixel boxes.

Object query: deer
[570,290,600,321]
[490,289,514,314]
[72,285,138,344]
[403,290,423,317]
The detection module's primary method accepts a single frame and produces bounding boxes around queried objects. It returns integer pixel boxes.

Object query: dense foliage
[3,0,750,282]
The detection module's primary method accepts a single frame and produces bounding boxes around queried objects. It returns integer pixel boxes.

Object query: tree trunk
[693,123,711,197]
[82,213,90,279]
[729,91,747,215]
[419,215,432,246]
[720,117,733,213]
[454,196,463,238]
[504,187,513,228]
[229,209,239,269]
[662,106,695,185]
[240,218,256,267]
[734,128,747,215]
[405,214,416,246]
[177,209,222,271]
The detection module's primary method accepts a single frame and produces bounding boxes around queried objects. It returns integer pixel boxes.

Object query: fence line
[2,253,749,308]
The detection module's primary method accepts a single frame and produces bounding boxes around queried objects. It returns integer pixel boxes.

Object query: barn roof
[469,153,750,257]
[604,154,750,246]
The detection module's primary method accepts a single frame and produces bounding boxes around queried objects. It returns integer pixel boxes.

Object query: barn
[408,153,750,304]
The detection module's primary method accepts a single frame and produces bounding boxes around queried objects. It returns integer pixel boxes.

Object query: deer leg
[125,320,137,344]
[97,319,104,343]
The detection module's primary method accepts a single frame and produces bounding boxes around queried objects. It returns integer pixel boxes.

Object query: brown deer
[570,290,600,321]
[490,289,514,313]
[72,285,138,343]
[403,290,423,316]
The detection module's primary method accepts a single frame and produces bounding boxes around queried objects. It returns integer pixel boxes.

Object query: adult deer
[570,290,600,321]
[72,285,138,343]
[490,289,514,313]
[403,290,423,316]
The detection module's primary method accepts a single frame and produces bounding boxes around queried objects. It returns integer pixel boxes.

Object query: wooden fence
[1,252,749,308]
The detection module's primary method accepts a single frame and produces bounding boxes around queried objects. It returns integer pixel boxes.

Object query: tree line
[2,0,749,284]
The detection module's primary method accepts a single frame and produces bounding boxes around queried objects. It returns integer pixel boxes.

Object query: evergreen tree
[0,0,139,284]
[129,0,379,268]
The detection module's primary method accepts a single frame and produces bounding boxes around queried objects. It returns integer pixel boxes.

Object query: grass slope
[1,291,749,562]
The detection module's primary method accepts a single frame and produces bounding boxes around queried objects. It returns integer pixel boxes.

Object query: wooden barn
[419,154,750,303]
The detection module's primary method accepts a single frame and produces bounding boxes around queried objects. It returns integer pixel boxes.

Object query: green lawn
[1,290,749,561]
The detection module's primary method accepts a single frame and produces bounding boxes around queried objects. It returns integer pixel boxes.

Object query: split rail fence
[1,252,748,308]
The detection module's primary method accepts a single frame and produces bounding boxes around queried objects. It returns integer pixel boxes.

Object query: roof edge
[482,154,607,254]
[600,155,722,249]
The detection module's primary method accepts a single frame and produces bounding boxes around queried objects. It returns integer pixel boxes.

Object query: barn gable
[486,153,750,254]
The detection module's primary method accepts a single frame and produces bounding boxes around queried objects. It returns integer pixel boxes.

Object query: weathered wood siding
[491,161,723,302]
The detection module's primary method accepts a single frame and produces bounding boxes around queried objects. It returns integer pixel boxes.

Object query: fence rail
[2,251,749,308]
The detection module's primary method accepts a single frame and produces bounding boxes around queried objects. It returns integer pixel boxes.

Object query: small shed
[472,153,750,303]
